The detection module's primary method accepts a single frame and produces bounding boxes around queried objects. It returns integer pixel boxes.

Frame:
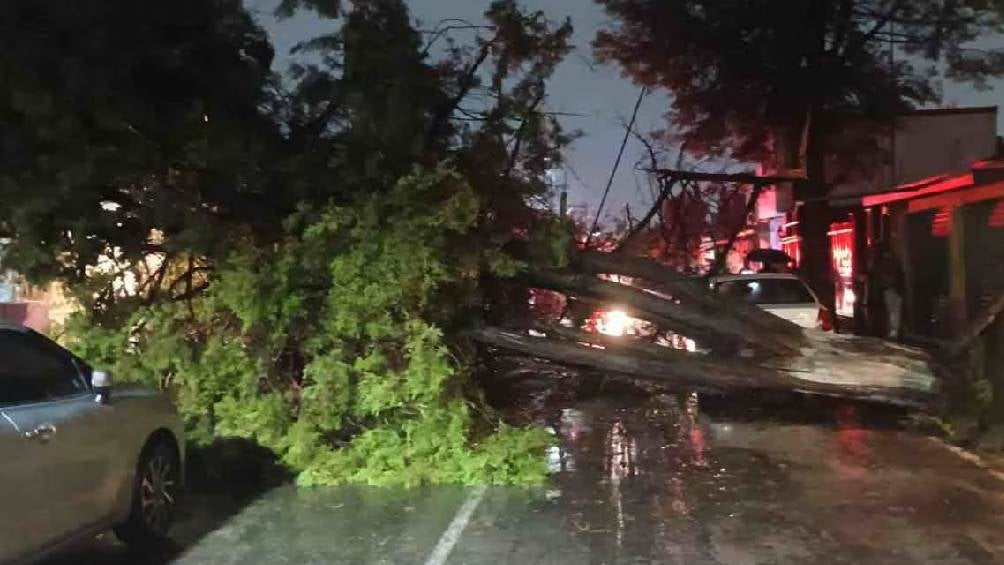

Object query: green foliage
[595,0,1004,163]
[531,216,575,268]
[486,250,528,278]
[296,405,552,488]
[0,0,277,289]
[9,0,573,487]
[65,168,552,486]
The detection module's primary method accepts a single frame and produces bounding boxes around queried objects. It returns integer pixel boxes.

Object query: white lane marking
[424,485,488,565]
[927,437,1004,484]
[1,411,20,432]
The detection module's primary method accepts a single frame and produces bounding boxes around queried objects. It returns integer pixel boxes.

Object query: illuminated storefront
[779,221,801,267]
[829,221,856,318]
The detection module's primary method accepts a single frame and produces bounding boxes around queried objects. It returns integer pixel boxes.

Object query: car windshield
[715,278,814,305]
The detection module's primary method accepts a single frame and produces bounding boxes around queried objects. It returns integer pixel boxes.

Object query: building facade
[862,160,1004,338]
[754,106,1000,328]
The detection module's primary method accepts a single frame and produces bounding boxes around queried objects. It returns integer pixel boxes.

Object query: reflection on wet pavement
[460,393,1004,564]
[43,392,1004,564]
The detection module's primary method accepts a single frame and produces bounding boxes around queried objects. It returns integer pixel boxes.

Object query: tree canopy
[0,0,573,485]
[594,0,1004,305]
[594,0,1004,164]
[0,0,279,285]
[0,0,573,308]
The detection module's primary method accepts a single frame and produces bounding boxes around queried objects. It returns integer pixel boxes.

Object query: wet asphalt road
[41,393,1004,564]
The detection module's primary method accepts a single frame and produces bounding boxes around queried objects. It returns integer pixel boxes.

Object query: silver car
[0,322,184,564]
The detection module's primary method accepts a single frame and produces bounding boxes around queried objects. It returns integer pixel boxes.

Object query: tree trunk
[795,106,834,312]
[492,248,940,409]
[984,317,1004,427]
[946,286,1004,357]
[799,198,834,310]
[521,267,802,357]
[797,1,835,311]
[473,326,937,409]
[574,251,804,338]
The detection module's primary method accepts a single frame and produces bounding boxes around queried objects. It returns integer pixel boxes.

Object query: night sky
[246,0,1004,220]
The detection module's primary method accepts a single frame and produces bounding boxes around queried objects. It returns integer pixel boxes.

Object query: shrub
[65,167,550,486]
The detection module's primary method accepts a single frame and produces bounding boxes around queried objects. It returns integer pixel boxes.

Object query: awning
[862,173,975,208]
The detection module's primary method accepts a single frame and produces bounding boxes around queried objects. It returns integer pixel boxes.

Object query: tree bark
[497,247,940,409]
[616,176,677,251]
[574,251,804,338]
[473,326,936,409]
[649,170,805,185]
[799,198,835,311]
[521,267,802,357]
[945,285,1004,357]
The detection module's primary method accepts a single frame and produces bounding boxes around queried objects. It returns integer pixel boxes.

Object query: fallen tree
[522,267,800,357]
[474,326,937,409]
[476,250,941,409]
[575,250,804,338]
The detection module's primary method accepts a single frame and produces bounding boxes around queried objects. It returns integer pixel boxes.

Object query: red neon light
[782,238,801,267]
[829,222,854,280]
[989,199,1004,228]
[931,207,952,237]
[829,221,855,318]
[863,173,974,208]
[972,159,1004,170]
[908,179,1004,212]
[713,229,757,246]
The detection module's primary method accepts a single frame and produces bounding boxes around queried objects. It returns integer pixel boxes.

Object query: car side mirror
[92,370,112,405]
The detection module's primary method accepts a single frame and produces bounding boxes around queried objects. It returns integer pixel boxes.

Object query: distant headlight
[598,309,632,337]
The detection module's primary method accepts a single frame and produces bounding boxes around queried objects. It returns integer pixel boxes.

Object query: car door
[0,407,37,563]
[0,328,119,560]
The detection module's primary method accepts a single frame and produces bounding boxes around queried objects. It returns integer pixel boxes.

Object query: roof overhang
[861,173,975,208]
[907,179,1004,213]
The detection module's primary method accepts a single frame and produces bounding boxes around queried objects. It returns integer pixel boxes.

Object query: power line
[585,86,647,246]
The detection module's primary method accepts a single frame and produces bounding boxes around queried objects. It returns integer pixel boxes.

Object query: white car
[0,322,185,564]
[709,273,833,331]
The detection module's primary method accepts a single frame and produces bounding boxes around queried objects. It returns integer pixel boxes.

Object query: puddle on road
[493,386,1004,564]
[522,392,787,561]
[42,382,1004,564]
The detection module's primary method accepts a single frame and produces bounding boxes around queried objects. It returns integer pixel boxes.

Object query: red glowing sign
[829,221,855,318]
[828,222,854,280]
[781,237,801,267]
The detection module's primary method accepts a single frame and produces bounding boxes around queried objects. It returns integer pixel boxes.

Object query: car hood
[759,303,818,329]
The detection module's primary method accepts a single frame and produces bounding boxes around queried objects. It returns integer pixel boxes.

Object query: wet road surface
[43,393,1004,564]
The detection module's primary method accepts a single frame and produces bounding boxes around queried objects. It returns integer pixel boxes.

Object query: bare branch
[648,169,805,185]
[617,176,676,251]
[426,35,499,143]
[858,0,905,46]
[419,19,494,57]
[708,183,764,278]
[503,85,547,179]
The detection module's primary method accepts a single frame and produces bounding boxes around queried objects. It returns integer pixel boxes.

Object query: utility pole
[545,164,568,220]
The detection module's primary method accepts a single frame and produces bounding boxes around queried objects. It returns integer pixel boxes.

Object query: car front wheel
[115,441,180,548]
